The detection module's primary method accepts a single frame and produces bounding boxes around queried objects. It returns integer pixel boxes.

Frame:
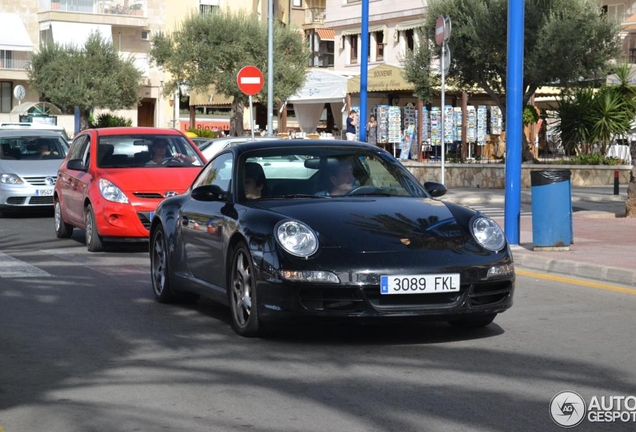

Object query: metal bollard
[614,170,619,195]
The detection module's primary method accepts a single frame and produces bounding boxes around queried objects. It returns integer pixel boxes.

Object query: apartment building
[2,0,632,136]
[0,0,296,136]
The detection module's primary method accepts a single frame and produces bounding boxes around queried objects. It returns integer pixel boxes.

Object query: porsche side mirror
[424,181,447,198]
[191,184,227,202]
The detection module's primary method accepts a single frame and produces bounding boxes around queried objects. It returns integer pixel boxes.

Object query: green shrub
[556,153,623,165]
[187,127,218,138]
[90,113,133,128]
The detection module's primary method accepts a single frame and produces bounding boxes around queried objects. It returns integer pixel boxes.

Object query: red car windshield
[97,134,204,168]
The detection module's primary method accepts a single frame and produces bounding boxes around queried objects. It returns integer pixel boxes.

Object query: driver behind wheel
[147,138,195,165]
[316,160,355,196]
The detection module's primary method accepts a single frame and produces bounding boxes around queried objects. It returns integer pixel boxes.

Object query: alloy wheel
[231,249,253,328]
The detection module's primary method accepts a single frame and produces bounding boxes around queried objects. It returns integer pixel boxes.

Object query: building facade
[0,0,298,136]
[1,0,634,137]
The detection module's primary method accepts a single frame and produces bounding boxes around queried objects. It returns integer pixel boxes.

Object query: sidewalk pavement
[443,186,636,287]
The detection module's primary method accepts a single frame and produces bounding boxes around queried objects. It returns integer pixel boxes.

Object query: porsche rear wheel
[54,200,73,238]
[449,313,497,328]
[85,204,103,252]
[150,226,176,303]
[228,242,261,337]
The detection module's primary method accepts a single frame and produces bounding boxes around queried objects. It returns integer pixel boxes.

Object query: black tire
[150,226,177,303]
[84,204,104,252]
[54,200,73,238]
[228,243,261,337]
[449,313,497,329]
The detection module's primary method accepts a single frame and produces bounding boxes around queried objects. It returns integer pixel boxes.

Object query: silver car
[0,130,68,217]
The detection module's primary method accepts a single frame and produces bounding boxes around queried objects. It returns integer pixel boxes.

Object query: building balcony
[304,8,325,25]
[39,0,147,19]
[0,53,31,71]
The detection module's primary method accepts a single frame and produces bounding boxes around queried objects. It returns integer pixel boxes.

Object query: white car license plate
[380,273,461,295]
[35,189,53,196]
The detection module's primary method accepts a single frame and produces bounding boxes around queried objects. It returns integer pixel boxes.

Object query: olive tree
[402,0,621,161]
[150,10,308,136]
[416,0,620,111]
[27,34,144,130]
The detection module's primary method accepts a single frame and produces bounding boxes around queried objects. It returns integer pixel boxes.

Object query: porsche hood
[261,197,475,253]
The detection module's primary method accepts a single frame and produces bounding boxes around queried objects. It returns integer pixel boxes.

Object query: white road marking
[0,252,51,278]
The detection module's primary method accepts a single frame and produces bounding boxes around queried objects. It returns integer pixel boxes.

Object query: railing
[39,0,146,17]
[0,55,31,70]
[304,8,325,24]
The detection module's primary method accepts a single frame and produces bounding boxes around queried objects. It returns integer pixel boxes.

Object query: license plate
[149,211,155,221]
[35,189,53,196]
[380,273,461,295]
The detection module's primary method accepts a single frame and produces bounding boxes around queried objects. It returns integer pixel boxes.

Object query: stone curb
[444,192,626,205]
[511,248,636,287]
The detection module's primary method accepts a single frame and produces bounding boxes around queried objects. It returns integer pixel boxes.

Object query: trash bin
[530,170,572,250]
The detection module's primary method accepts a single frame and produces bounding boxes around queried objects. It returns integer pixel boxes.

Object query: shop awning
[621,13,636,32]
[10,102,63,116]
[44,22,112,48]
[288,69,349,104]
[341,28,361,37]
[0,13,34,51]
[341,25,386,37]
[395,19,424,32]
[347,63,414,93]
[316,28,334,41]
[189,86,234,106]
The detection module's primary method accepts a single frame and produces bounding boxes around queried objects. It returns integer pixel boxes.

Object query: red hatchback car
[54,127,206,251]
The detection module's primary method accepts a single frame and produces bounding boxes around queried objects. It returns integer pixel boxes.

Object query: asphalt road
[1,213,635,431]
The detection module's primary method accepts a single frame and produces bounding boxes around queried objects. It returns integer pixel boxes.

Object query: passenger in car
[147,139,170,165]
[147,138,195,165]
[39,141,58,158]
[244,162,267,199]
[316,161,355,196]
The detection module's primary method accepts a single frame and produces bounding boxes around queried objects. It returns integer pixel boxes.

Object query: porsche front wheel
[228,243,261,337]
[150,226,176,303]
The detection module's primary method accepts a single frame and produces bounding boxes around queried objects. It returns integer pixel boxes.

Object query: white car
[0,129,68,217]
[200,137,315,179]
[200,136,277,161]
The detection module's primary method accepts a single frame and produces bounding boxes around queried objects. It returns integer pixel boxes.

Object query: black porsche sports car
[149,139,515,337]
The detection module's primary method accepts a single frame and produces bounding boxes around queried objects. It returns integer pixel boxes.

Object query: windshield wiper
[273,194,326,199]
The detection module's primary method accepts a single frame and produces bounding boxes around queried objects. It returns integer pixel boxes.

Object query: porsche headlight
[471,216,505,252]
[276,220,318,258]
[99,178,129,203]
[1,174,23,185]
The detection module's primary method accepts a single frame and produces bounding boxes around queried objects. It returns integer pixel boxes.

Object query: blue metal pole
[359,0,369,142]
[267,0,274,136]
[74,106,80,135]
[504,0,524,245]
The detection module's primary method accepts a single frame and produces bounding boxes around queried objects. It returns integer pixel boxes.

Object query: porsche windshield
[240,147,428,199]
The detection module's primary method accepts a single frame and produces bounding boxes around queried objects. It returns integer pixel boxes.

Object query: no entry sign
[237,66,264,96]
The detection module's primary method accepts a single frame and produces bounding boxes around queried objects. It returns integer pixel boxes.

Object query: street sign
[435,15,452,46]
[13,85,26,103]
[443,16,452,43]
[435,16,445,46]
[443,45,451,74]
[237,66,264,96]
